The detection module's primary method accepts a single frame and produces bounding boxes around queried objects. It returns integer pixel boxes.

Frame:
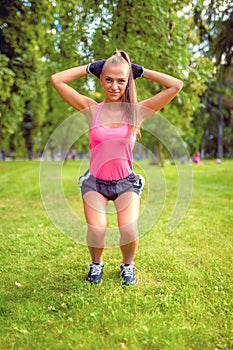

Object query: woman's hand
[87,60,106,78]
[139,68,183,115]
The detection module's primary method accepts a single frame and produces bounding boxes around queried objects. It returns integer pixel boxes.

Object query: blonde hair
[103,50,141,137]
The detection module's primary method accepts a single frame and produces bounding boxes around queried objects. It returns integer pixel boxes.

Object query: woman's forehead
[102,64,129,78]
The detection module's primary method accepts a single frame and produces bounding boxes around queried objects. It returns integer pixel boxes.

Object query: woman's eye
[119,79,126,84]
[106,78,112,83]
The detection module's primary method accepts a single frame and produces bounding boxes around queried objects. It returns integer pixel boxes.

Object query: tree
[194,0,233,158]
[0,0,53,157]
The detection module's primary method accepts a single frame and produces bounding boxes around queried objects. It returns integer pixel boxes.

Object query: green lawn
[0,160,232,350]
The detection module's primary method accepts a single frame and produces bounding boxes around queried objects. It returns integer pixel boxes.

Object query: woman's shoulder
[83,101,104,127]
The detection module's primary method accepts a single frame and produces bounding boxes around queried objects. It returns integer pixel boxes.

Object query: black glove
[86,60,106,78]
[131,63,144,79]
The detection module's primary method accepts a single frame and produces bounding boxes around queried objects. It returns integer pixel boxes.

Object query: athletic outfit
[79,102,144,286]
[79,102,144,200]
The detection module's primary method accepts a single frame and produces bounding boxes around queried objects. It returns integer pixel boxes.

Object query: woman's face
[100,64,129,103]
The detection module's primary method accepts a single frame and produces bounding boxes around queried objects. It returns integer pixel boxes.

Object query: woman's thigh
[114,192,140,228]
[83,191,108,228]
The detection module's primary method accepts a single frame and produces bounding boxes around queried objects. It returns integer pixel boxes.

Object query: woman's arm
[50,65,97,111]
[139,68,183,115]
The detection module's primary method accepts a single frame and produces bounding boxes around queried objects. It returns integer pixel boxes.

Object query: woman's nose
[111,81,118,90]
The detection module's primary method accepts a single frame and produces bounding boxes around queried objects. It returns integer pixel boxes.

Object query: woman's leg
[114,192,140,264]
[83,191,108,263]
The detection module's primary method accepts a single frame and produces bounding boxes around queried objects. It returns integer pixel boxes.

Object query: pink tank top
[89,102,136,180]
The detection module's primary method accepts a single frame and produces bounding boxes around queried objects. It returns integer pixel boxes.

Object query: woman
[50,50,183,286]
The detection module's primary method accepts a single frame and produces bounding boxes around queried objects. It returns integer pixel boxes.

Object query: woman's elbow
[50,74,58,86]
[176,80,183,92]
[50,73,64,87]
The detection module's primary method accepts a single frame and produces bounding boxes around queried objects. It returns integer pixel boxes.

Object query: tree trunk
[217,68,223,159]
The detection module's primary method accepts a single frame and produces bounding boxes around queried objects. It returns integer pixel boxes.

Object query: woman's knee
[87,224,107,247]
[119,222,139,245]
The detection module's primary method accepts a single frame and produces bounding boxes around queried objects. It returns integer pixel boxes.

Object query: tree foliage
[0,0,232,159]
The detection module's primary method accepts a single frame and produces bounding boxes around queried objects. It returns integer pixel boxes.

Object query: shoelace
[121,265,134,278]
[90,264,102,276]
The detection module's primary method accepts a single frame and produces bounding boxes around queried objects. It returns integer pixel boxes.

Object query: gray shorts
[78,171,145,201]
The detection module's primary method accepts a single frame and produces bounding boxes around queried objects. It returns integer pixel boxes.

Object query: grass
[0,159,232,350]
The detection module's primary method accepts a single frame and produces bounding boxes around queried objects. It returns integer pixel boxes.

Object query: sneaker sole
[86,279,103,285]
[121,279,138,287]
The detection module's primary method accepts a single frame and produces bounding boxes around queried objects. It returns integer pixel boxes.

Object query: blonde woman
[51,50,183,286]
